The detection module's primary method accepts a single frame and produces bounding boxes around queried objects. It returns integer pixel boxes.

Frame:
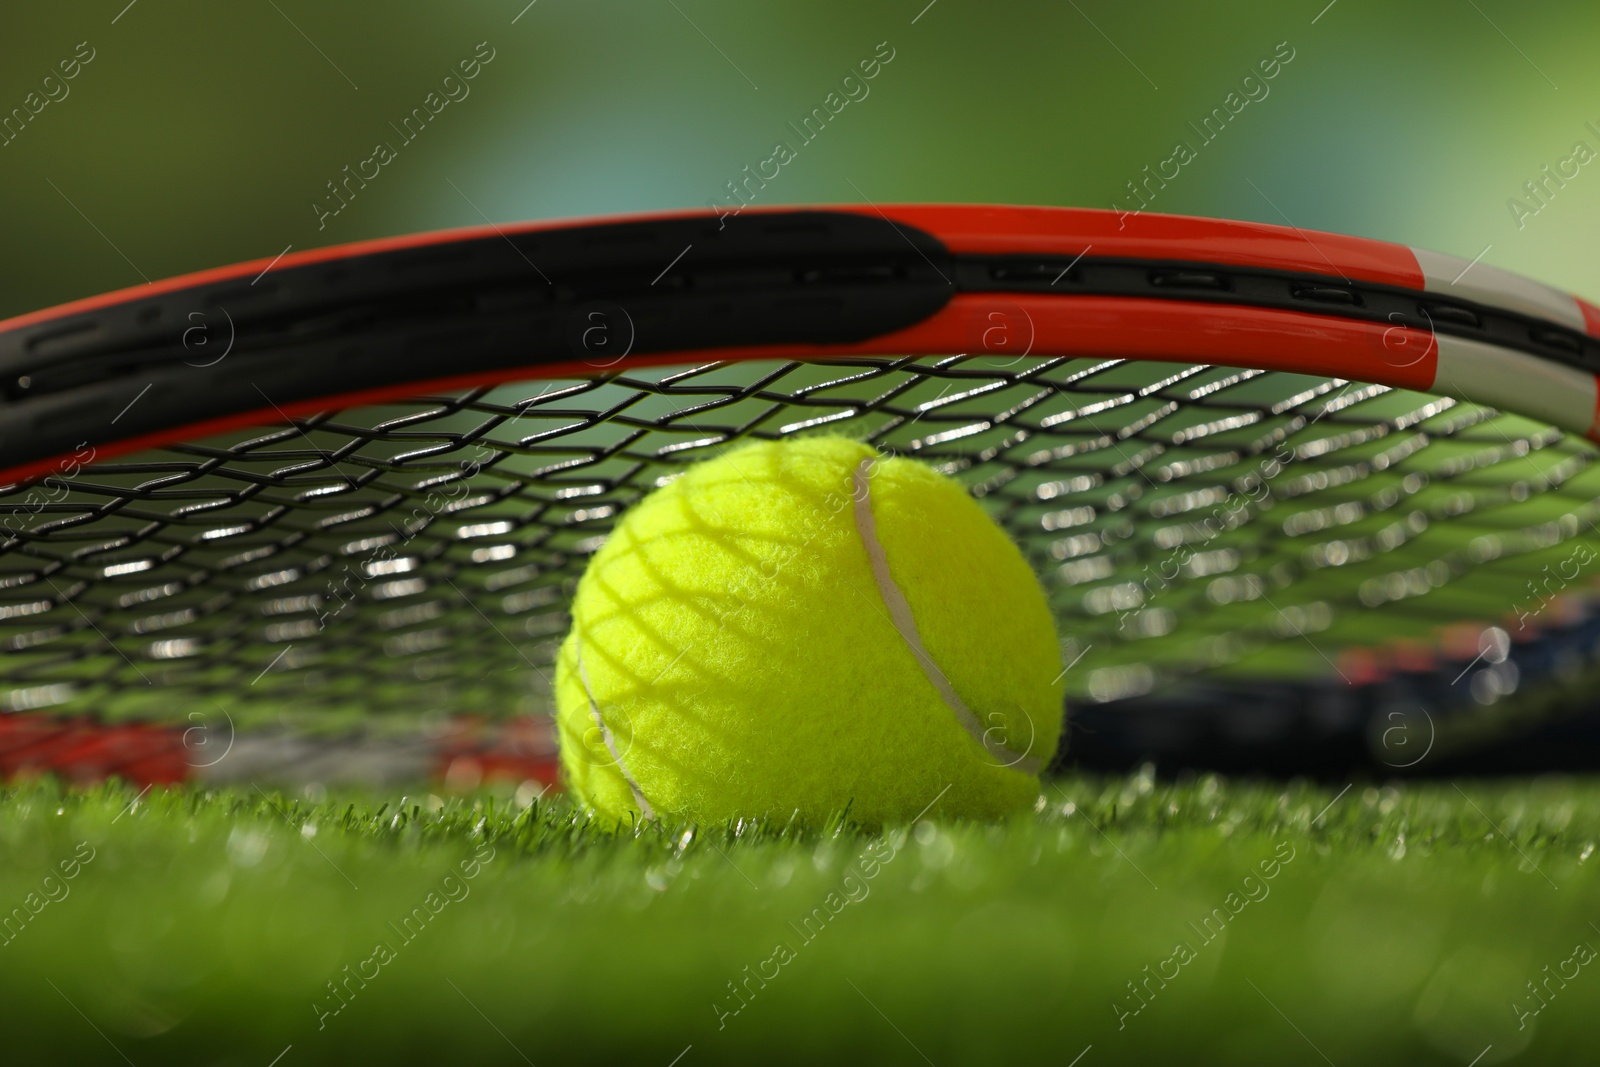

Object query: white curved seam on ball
[850,459,1041,775]
[574,634,657,822]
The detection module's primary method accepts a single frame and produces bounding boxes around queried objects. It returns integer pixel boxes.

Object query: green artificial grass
[1,771,1597,1065]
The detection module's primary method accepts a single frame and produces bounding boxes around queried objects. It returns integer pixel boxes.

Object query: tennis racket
[1,204,1596,785]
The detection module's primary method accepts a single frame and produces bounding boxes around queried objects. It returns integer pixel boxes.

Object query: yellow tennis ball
[554,436,1064,826]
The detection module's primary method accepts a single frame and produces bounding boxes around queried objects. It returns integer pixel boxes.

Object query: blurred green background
[1,0,1597,321]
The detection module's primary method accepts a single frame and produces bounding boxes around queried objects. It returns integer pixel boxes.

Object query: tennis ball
[554,436,1064,826]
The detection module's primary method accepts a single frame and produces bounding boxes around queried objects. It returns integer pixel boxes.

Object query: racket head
[2,204,1597,782]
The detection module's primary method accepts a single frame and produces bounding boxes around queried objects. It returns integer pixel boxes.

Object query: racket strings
[0,355,1592,726]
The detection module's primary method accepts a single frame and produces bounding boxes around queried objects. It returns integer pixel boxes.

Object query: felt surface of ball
[554,436,1064,826]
